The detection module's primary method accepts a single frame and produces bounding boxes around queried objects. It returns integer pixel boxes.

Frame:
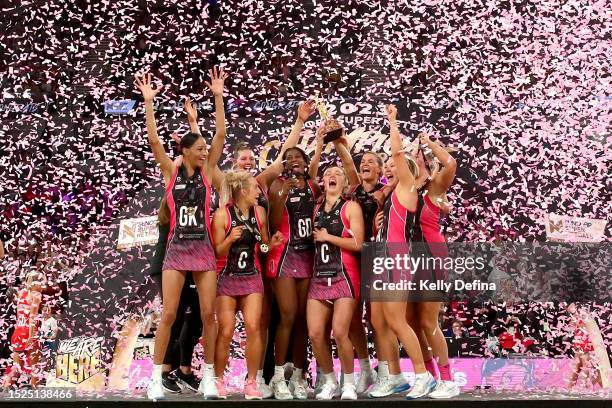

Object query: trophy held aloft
[314,94,344,143]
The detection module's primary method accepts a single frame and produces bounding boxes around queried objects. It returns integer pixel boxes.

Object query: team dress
[162,165,216,272]
[410,184,449,282]
[309,197,360,300]
[351,182,385,242]
[376,189,415,284]
[11,289,33,352]
[267,178,317,279]
[216,205,265,297]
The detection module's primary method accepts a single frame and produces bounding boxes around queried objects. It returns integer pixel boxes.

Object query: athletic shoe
[341,383,358,400]
[429,380,460,399]
[405,372,436,400]
[368,376,394,398]
[390,374,410,393]
[257,377,273,399]
[270,377,293,400]
[314,367,323,395]
[147,377,166,401]
[198,374,220,400]
[316,381,339,400]
[356,369,377,394]
[245,378,263,400]
[289,377,308,400]
[162,372,181,393]
[174,369,199,392]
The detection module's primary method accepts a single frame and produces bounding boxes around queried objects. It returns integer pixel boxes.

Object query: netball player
[567,303,602,389]
[404,132,458,398]
[266,132,324,399]
[212,171,284,399]
[135,67,228,400]
[374,105,436,399]
[368,157,411,398]
[308,162,364,400]
[228,101,316,396]
[148,197,202,393]
[344,150,388,394]
[2,272,42,390]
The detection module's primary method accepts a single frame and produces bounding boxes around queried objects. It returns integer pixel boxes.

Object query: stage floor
[0,390,610,408]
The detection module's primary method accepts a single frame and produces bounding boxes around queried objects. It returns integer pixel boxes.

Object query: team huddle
[134,67,459,401]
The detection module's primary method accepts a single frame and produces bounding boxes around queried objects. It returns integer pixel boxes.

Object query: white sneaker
[270,377,293,400]
[147,377,166,401]
[198,374,219,400]
[258,378,273,399]
[368,376,394,398]
[341,383,358,400]
[314,367,323,395]
[389,373,410,393]
[316,381,339,400]
[289,377,308,400]
[356,369,377,394]
[429,380,460,399]
[405,372,436,400]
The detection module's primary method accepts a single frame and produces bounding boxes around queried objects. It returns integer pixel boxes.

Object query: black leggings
[152,273,202,369]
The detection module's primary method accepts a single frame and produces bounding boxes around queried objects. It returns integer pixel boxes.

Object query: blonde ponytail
[220,171,253,207]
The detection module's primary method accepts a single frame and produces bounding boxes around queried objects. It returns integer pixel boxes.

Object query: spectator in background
[446,320,467,358]
[446,320,465,339]
[39,305,58,375]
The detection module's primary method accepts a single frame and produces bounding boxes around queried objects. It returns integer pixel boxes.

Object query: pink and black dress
[351,182,385,242]
[216,205,265,297]
[162,165,216,273]
[309,197,360,300]
[266,178,317,279]
[10,289,34,354]
[376,189,416,284]
[410,185,449,282]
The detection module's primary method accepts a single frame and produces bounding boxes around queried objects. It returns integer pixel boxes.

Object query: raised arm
[387,104,415,190]
[204,66,229,178]
[184,97,200,134]
[333,134,360,188]
[135,73,174,183]
[184,97,225,190]
[309,127,324,181]
[257,100,317,189]
[420,132,457,194]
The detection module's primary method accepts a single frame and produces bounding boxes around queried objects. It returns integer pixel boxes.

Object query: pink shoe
[216,377,228,399]
[245,378,263,400]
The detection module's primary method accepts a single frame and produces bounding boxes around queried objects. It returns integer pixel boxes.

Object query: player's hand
[184,97,198,123]
[297,99,317,123]
[385,104,397,121]
[227,226,244,243]
[134,73,163,102]
[374,211,384,231]
[313,228,330,243]
[269,231,284,249]
[205,66,229,97]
